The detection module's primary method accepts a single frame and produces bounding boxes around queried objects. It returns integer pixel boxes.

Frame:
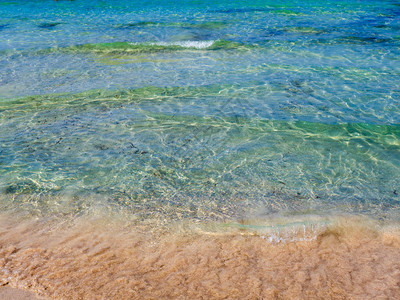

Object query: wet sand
[0,286,38,300]
[0,213,399,299]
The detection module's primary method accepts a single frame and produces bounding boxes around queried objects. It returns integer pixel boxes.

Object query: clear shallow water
[1,2,400,299]
[0,0,400,223]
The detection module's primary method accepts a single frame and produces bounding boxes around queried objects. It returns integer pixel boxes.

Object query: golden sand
[0,214,399,299]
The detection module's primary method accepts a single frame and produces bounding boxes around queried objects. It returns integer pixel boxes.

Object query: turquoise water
[1,0,399,222]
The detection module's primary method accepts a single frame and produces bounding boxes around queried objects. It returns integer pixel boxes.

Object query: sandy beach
[0,286,38,300]
[0,213,399,299]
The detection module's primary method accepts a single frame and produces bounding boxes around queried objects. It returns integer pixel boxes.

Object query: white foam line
[129,40,216,49]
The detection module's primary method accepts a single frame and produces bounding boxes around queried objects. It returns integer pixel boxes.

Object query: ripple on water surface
[1,0,400,298]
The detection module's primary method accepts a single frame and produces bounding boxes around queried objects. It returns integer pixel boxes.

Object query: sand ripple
[0,214,399,299]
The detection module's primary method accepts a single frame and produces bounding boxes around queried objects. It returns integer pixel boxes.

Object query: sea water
[0,0,400,298]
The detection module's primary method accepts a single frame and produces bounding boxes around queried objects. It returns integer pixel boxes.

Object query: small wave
[129,40,216,49]
[199,218,330,244]
[35,40,248,55]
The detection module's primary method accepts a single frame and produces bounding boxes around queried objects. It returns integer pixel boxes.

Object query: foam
[129,40,216,49]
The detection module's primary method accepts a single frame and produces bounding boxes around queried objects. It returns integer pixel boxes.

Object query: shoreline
[0,212,399,299]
